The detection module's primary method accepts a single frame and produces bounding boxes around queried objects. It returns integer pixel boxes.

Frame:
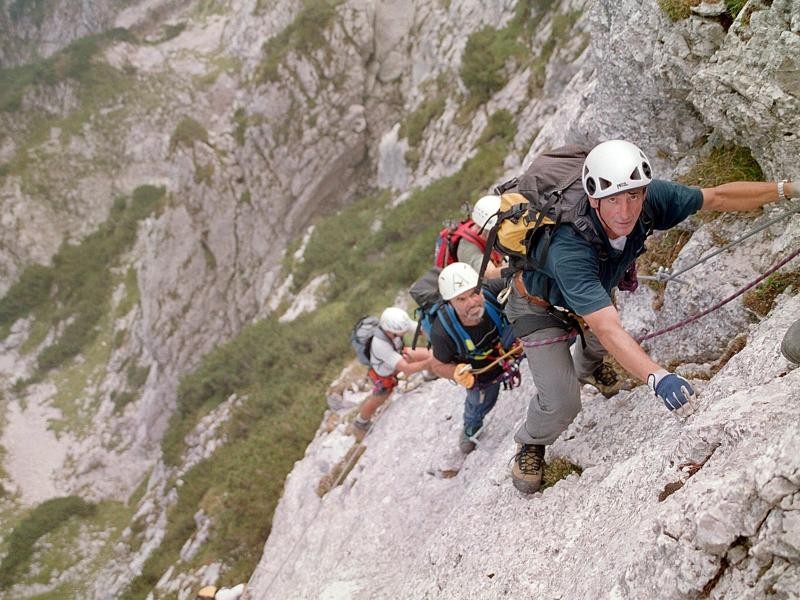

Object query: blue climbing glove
[648,370,697,418]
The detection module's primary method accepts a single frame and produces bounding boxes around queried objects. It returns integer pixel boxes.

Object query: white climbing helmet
[582,139,653,199]
[471,195,501,230]
[379,306,416,334]
[438,262,480,301]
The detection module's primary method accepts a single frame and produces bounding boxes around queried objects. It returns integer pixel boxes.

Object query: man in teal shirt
[505,139,796,494]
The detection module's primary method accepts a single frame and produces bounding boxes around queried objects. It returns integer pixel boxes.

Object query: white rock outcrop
[245,290,800,600]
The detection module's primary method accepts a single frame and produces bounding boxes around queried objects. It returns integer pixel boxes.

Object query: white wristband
[778,180,788,201]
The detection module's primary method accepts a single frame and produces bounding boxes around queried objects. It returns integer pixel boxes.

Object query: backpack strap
[411,318,423,350]
[438,291,509,360]
[493,177,519,195]
[481,290,507,334]
[451,221,485,251]
[452,220,502,266]
[437,304,473,358]
[475,203,523,287]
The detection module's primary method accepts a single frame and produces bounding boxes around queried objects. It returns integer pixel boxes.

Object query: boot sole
[512,476,542,494]
[459,442,476,454]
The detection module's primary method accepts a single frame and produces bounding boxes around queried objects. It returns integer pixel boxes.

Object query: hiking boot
[511,443,545,494]
[781,318,800,364]
[348,418,371,442]
[459,431,476,454]
[579,362,623,398]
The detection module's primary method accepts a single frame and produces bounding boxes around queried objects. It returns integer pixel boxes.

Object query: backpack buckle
[497,284,513,304]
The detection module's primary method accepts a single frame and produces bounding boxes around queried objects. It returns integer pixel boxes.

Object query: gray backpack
[477,145,593,278]
[478,145,654,280]
[350,316,379,366]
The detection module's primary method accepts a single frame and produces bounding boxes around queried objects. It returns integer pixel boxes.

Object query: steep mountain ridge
[0,0,797,597]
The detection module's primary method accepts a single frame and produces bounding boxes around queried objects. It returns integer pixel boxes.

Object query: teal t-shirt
[522,179,703,316]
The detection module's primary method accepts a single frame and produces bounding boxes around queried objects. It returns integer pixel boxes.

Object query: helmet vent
[629,167,642,181]
[598,177,613,191]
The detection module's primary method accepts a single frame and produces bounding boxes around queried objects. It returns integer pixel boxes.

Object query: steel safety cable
[639,202,800,283]
[636,246,800,342]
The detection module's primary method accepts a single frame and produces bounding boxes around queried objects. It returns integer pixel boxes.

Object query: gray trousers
[505,286,607,446]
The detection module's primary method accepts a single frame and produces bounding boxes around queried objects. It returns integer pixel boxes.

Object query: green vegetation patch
[8,0,53,25]
[542,458,582,489]
[724,0,746,19]
[0,28,135,113]
[170,116,209,153]
[399,94,446,148]
[0,498,130,596]
[116,267,141,318]
[256,0,343,84]
[233,107,248,146]
[529,10,584,93]
[192,0,228,18]
[743,269,800,317]
[658,0,701,21]
[159,22,187,43]
[460,1,582,104]
[0,496,96,590]
[460,25,526,105]
[678,145,764,190]
[133,113,516,592]
[48,307,115,436]
[659,0,745,21]
[0,185,165,378]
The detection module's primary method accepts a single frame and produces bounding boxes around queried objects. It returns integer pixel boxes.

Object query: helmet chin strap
[593,199,615,238]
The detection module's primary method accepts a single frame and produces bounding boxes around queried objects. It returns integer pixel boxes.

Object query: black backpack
[408,267,443,349]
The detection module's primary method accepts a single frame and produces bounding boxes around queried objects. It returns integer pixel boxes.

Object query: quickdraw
[471,342,524,390]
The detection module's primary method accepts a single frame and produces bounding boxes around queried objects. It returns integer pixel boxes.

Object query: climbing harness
[450,341,524,390]
[470,342,524,375]
[521,329,578,348]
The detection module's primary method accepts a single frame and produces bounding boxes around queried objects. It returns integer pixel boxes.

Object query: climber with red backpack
[434,197,506,279]
[480,140,796,494]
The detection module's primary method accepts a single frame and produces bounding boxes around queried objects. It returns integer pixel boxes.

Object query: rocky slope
[247,295,800,599]
[245,0,800,598]
[0,0,798,597]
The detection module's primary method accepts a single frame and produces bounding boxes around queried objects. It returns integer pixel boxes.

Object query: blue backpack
[409,267,512,358]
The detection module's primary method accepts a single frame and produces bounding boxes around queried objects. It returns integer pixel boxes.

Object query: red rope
[636,247,800,342]
[521,330,577,348]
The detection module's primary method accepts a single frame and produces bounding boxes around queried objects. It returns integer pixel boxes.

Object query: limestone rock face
[0,0,798,597]
[0,0,126,66]
[245,289,800,600]
[691,0,800,178]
